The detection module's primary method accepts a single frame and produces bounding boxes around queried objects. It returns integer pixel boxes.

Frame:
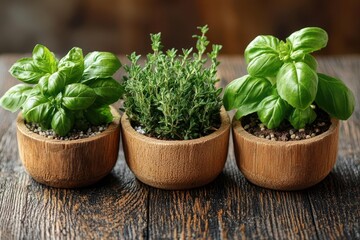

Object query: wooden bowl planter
[16,106,121,188]
[121,108,230,190]
[232,118,340,191]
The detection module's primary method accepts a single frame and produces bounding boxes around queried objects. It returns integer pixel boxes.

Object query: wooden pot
[16,106,121,188]
[121,108,230,190]
[232,118,340,191]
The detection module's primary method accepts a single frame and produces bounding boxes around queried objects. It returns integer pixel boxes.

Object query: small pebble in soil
[25,122,109,141]
[134,126,146,135]
[241,107,331,142]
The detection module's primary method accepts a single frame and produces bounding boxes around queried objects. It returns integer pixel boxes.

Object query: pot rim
[16,105,120,144]
[232,116,339,146]
[121,107,230,145]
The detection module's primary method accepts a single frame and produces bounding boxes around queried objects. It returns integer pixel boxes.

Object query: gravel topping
[241,108,331,141]
[25,122,109,141]
[134,126,146,135]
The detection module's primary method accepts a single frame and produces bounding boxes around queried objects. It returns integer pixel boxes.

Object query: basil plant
[224,27,355,129]
[0,44,123,136]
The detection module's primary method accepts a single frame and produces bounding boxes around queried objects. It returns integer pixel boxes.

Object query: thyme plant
[123,26,222,140]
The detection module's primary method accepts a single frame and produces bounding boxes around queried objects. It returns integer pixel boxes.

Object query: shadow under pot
[232,118,340,191]
[16,106,121,188]
[121,107,230,190]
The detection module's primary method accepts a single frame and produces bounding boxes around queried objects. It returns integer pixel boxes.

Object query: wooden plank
[0,111,149,238]
[148,146,320,239]
[306,56,360,239]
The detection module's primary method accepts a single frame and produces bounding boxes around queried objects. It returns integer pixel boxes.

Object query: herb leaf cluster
[224,27,355,129]
[123,26,222,140]
[0,44,123,136]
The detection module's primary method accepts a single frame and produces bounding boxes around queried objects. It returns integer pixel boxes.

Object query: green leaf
[51,108,74,136]
[81,52,121,83]
[247,54,283,77]
[87,78,124,105]
[277,62,318,109]
[223,75,272,119]
[62,83,96,110]
[32,44,57,73]
[0,84,33,112]
[287,27,328,59]
[315,73,355,120]
[296,54,318,71]
[27,86,42,98]
[22,95,55,124]
[84,106,113,126]
[257,93,290,129]
[48,72,66,96]
[38,74,50,96]
[55,92,63,106]
[58,47,84,84]
[244,35,280,63]
[288,107,317,129]
[9,58,45,84]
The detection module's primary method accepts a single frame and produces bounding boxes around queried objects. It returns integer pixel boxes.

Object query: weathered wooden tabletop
[0,55,359,239]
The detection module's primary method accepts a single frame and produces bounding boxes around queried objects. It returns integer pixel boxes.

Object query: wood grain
[121,107,230,190]
[0,54,359,239]
[232,118,339,190]
[16,107,121,188]
[0,121,149,239]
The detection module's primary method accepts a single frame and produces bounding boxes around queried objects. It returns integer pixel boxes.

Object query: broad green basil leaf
[51,108,74,136]
[223,75,272,119]
[247,54,283,77]
[296,54,318,71]
[48,72,66,96]
[288,107,317,129]
[9,58,44,84]
[277,62,318,109]
[81,52,121,82]
[315,73,355,120]
[287,27,328,59]
[84,106,113,126]
[55,92,63,106]
[38,74,50,96]
[32,44,57,73]
[87,78,124,105]
[58,47,84,84]
[62,83,96,110]
[27,86,41,98]
[0,84,33,112]
[234,102,263,120]
[244,36,280,64]
[257,93,290,129]
[22,95,55,124]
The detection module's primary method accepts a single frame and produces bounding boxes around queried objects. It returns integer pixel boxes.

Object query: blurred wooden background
[0,0,359,55]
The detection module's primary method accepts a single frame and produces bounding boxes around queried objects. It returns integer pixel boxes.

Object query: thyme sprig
[123,25,222,140]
